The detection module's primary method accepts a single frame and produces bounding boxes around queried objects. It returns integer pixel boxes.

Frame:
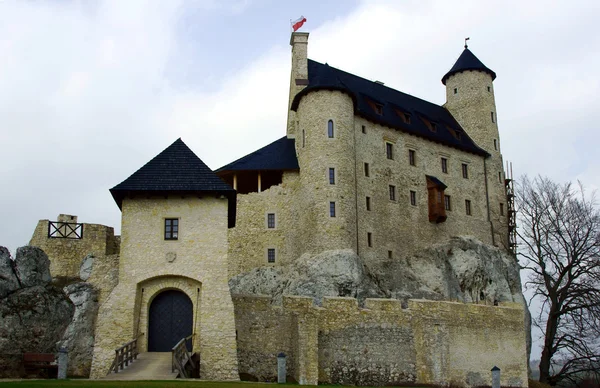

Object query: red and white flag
[292,16,307,32]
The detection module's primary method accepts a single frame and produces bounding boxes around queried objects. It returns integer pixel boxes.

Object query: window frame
[267,248,276,263]
[267,213,276,229]
[441,157,448,174]
[328,167,335,185]
[408,149,416,166]
[462,163,469,179]
[444,195,451,211]
[329,201,336,217]
[366,196,371,211]
[364,162,370,177]
[465,199,472,216]
[164,218,179,240]
[410,190,417,206]
[389,185,396,201]
[327,119,334,138]
[386,142,394,160]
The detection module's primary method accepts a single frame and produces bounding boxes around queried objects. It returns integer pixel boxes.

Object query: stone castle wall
[90,196,239,381]
[29,215,120,279]
[233,294,528,387]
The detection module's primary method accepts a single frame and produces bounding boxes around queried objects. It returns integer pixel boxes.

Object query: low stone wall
[232,294,528,387]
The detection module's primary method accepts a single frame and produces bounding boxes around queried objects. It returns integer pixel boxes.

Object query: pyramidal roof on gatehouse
[110,138,236,226]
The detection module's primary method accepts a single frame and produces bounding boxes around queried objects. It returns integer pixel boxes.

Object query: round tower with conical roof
[442,44,508,248]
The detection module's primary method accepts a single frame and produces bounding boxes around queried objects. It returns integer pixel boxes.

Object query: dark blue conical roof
[442,48,496,85]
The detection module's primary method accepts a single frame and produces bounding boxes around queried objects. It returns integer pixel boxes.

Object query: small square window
[389,185,396,201]
[267,213,275,229]
[164,218,179,240]
[500,203,504,216]
[453,88,457,94]
[386,142,394,160]
[364,162,370,177]
[366,196,371,211]
[329,201,336,217]
[362,125,366,134]
[444,195,451,211]
[388,250,393,259]
[441,157,448,174]
[329,167,335,185]
[410,190,417,206]
[462,163,469,179]
[367,232,372,247]
[409,150,416,166]
[465,199,472,216]
[267,248,276,263]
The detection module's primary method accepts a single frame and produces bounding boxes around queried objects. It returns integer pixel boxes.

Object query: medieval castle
[28,32,527,386]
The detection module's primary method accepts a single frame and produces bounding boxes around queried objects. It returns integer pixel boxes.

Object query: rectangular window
[329,201,336,217]
[453,88,457,94]
[491,111,495,123]
[441,157,448,173]
[364,162,370,177]
[494,139,497,150]
[444,195,451,211]
[487,86,491,92]
[409,149,416,166]
[465,199,472,216]
[367,232,372,247]
[500,203,505,216]
[267,248,276,263]
[386,142,394,160]
[164,218,179,240]
[329,167,335,185]
[328,120,334,138]
[388,250,393,259]
[362,125,366,134]
[498,171,503,183]
[366,196,371,211]
[389,185,396,201]
[267,213,275,229]
[410,190,417,206]
[462,163,469,179]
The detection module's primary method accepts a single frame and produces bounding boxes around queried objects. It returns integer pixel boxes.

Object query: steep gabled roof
[291,60,489,157]
[216,137,299,172]
[110,138,236,226]
[441,48,496,85]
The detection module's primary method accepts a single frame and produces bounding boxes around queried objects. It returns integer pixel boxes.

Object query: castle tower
[288,32,358,255]
[442,44,508,247]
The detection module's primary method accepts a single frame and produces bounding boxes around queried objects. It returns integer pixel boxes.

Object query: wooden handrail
[109,334,143,374]
[171,334,197,378]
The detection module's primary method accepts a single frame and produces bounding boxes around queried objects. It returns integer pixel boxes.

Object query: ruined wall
[29,215,120,279]
[233,294,528,387]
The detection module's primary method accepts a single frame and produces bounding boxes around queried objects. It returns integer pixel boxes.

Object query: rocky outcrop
[230,237,525,306]
[58,282,99,377]
[0,246,74,378]
[0,246,19,298]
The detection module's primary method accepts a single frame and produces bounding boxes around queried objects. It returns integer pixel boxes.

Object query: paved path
[102,352,179,380]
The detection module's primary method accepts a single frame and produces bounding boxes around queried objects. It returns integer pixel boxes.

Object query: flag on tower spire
[292,16,307,32]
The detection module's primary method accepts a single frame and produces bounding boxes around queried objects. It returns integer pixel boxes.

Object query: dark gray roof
[291,59,489,157]
[216,137,299,172]
[110,138,236,227]
[442,48,496,85]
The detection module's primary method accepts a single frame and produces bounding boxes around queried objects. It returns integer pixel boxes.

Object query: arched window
[327,120,334,138]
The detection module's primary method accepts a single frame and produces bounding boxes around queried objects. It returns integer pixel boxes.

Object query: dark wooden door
[148,290,193,352]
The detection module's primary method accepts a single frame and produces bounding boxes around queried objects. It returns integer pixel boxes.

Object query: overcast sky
[1,0,599,344]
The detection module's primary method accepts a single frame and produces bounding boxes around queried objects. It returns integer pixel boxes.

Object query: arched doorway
[148,290,193,352]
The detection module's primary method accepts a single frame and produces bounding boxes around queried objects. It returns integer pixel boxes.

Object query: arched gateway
[148,290,193,352]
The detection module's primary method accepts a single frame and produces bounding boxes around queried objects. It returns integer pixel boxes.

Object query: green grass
[0,381,300,388]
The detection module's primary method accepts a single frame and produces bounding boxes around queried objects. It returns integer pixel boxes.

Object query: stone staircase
[102,352,179,380]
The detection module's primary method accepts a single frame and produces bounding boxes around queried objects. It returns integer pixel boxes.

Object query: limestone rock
[58,282,99,377]
[229,249,384,305]
[0,246,19,298]
[14,246,51,288]
[79,254,94,281]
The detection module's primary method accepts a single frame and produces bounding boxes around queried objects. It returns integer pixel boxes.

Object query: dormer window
[421,117,437,132]
[375,104,383,115]
[394,109,411,124]
[447,125,462,140]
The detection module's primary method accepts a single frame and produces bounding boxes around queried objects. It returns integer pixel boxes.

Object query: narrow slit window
[410,190,417,206]
[498,172,503,183]
[267,248,276,263]
[444,195,451,211]
[462,163,469,179]
[500,203,505,216]
[409,150,416,166]
[367,232,372,247]
[465,199,472,216]
[329,201,336,217]
[494,139,497,150]
[267,213,275,229]
[328,120,334,138]
[386,142,394,160]
[362,125,366,134]
[164,218,179,240]
[453,88,457,94]
[364,162,370,177]
[302,129,306,148]
[487,86,491,92]
[491,112,495,123]
[389,185,396,201]
[329,167,335,185]
[441,157,448,174]
[366,196,371,211]
[388,250,393,259]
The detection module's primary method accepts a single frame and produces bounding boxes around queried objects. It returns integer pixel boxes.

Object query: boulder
[14,246,51,288]
[0,246,19,298]
[79,254,94,281]
[58,282,99,377]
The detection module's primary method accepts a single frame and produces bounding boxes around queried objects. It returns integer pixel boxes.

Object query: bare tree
[516,176,600,386]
